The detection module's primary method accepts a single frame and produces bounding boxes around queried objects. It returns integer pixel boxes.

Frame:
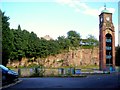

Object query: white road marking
[1,80,22,89]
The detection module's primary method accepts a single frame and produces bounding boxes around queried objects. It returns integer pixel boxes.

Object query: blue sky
[1,0,119,46]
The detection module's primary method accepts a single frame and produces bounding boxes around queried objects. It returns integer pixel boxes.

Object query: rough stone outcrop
[7,47,99,68]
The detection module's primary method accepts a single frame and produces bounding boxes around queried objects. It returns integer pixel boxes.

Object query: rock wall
[7,47,99,68]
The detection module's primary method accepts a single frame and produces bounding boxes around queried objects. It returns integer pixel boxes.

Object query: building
[118,1,120,46]
[118,28,120,46]
[41,35,53,40]
[99,5,115,71]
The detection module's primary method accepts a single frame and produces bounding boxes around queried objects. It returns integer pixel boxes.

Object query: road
[2,72,120,89]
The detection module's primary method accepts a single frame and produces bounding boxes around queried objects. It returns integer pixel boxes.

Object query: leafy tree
[10,28,25,60]
[86,34,99,46]
[47,40,60,55]
[2,11,100,67]
[18,24,21,31]
[10,27,41,60]
[0,10,2,65]
[27,32,39,57]
[57,36,70,50]
[67,30,81,48]
[2,12,14,66]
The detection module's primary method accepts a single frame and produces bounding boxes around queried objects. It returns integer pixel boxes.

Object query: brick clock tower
[99,6,115,71]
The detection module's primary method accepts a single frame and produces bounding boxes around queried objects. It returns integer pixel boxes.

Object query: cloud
[83,8,99,17]
[56,0,115,17]
[75,8,81,12]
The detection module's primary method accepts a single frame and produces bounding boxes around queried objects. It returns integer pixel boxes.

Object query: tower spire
[104,3,106,10]
[101,3,110,13]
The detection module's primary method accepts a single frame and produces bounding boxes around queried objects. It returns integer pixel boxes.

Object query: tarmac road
[2,72,120,89]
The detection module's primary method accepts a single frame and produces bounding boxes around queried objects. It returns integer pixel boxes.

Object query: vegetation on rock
[2,11,99,66]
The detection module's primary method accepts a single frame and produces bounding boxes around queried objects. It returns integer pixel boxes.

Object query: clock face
[106,17,110,21]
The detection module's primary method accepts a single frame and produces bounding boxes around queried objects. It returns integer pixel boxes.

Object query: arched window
[105,34,112,66]
[106,34,112,43]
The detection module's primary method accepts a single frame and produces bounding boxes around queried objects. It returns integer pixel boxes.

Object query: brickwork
[99,9,115,70]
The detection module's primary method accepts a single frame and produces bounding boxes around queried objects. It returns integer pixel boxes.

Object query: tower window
[106,46,112,50]
[106,39,112,43]
[106,55,112,59]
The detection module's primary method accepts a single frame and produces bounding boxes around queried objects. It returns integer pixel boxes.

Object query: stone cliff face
[7,47,99,68]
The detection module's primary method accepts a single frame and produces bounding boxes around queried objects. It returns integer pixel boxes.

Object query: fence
[12,68,78,77]
[12,67,120,77]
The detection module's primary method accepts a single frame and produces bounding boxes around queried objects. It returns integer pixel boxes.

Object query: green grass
[8,65,99,71]
[56,65,99,69]
[75,65,99,69]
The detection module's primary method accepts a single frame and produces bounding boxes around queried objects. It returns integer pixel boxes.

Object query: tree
[2,11,100,67]
[0,10,2,65]
[57,36,70,50]
[48,40,60,55]
[2,12,14,66]
[86,34,99,46]
[18,24,21,31]
[67,30,81,48]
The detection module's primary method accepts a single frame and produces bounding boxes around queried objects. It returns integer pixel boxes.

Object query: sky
[0,0,119,46]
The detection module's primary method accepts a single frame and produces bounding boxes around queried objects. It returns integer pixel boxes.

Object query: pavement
[1,72,120,89]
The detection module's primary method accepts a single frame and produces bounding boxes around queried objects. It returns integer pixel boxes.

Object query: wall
[7,47,99,68]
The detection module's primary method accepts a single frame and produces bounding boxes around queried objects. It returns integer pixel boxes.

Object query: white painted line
[2,80,22,89]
